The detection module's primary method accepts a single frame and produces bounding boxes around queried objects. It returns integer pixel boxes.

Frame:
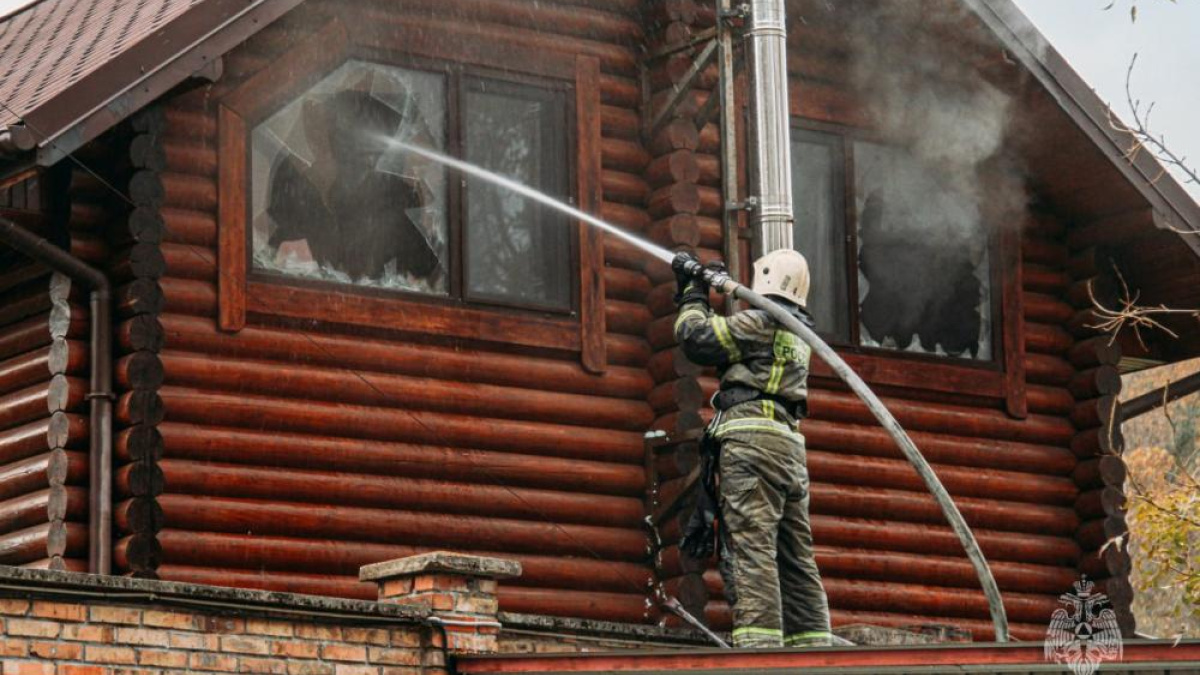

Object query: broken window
[249,60,573,312]
[854,141,992,360]
[788,128,994,361]
[251,61,449,295]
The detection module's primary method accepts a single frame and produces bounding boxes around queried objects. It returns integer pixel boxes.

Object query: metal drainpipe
[744,0,794,254]
[0,217,113,575]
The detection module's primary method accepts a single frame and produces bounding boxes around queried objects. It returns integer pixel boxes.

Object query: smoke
[841,1,1028,359]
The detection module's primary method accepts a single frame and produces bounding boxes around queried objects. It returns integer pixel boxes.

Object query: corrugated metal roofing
[0,0,203,128]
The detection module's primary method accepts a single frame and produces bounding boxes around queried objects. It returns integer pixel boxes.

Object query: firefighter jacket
[673,299,813,437]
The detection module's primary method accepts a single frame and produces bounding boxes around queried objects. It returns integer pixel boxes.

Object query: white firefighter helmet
[751,249,811,307]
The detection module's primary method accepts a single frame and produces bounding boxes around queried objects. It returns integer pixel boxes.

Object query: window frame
[788,117,1027,416]
[216,19,607,372]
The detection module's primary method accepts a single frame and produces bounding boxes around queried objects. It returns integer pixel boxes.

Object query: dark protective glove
[672,252,709,306]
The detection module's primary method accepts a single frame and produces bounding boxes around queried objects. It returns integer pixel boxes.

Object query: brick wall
[0,568,438,675]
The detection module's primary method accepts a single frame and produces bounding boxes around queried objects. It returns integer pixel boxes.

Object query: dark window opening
[249,59,573,312]
[790,126,994,362]
[0,174,40,212]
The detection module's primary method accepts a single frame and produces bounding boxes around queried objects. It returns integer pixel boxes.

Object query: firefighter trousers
[716,424,831,649]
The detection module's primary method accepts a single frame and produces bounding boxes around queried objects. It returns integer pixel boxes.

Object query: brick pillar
[360,551,521,655]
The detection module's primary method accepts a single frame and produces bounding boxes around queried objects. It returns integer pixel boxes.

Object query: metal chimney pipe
[744,0,794,254]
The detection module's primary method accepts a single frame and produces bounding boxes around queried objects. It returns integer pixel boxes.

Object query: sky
[0,0,1196,197]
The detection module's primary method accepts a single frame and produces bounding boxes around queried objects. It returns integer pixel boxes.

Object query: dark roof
[0,0,301,164]
[0,0,203,128]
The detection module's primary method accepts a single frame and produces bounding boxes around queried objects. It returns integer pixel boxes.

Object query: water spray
[387,141,1010,644]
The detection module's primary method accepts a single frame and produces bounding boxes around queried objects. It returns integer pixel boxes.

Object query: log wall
[0,180,97,572]
[116,0,660,624]
[0,0,1140,637]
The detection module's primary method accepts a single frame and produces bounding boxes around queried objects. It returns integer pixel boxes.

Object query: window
[791,125,995,362]
[248,59,573,312]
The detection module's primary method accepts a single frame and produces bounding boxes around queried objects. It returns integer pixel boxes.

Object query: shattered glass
[250,60,449,295]
[854,141,993,360]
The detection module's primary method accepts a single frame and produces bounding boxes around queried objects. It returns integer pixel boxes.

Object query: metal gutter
[0,216,113,574]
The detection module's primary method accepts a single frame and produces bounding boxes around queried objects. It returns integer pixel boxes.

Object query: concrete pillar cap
[359,551,522,582]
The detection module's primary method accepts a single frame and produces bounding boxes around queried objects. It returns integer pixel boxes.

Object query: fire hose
[675,255,1011,644]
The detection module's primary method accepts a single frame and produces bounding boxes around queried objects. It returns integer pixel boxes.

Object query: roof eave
[16,0,303,168]
[965,0,1200,258]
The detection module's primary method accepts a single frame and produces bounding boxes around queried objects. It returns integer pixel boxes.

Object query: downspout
[739,0,1010,641]
[744,0,794,253]
[0,216,112,575]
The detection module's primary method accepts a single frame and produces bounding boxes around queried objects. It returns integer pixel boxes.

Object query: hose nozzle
[672,252,739,295]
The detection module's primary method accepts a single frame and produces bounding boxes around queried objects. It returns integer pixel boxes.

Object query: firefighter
[673,249,832,649]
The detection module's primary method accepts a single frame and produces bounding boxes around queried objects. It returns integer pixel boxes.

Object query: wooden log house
[1,0,1198,643]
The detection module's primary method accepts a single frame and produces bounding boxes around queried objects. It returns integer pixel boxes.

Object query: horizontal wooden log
[1024,353,1074,387]
[1068,366,1122,400]
[1067,336,1122,369]
[157,386,642,464]
[114,425,163,464]
[0,317,52,362]
[156,351,651,432]
[143,459,641,528]
[153,422,644,497]
[647,347,702,383]
[0,383,54,429]
[802,419,1074,476]
[708,576,1061,626]
[1024,322,1073,356]
[1066,246,1115,281]
[602,137,652,174]
[647,378,704,416]
[1025,385,1074,416]
[1071,396,1119,430]
[116,315,165,354]
[113,498,164,535]
[1022,264,1070,295]
[1072,455,1126,490]
[0,522,86,566]
[606,333,650,367]
[161,208,216,247]
[808,390,1074,447]
[115,390,165,427]
[1079,546,1132,580]
[114,352,165,392]
[143,530,653,593]
[0,292,50,329]
[703,547,1077,597]
[601,169,650,204]
[1071,426,1124,458]
[116,279,164,318]
[163,141,218,177]
[111,242,167,281]
[605,300,652,337]
[1077,515,1128,552]
[1024,293,1074,325]
[646,151,699,188]
[601,105,638,139]
[113,461,164,499]
[0,487,86,533]
[153,313,651,400]
[0,450,87,502]
[1021,237,1068,268]
[145,494,649,561]
[603,266,651,303]
[46,374,86,414]
[808,450,1076,507]
[160,242,215,281]
[648,215,701,249]
[600,75,639,108]
[0,347,51,393]
[1075,486,1126,521]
